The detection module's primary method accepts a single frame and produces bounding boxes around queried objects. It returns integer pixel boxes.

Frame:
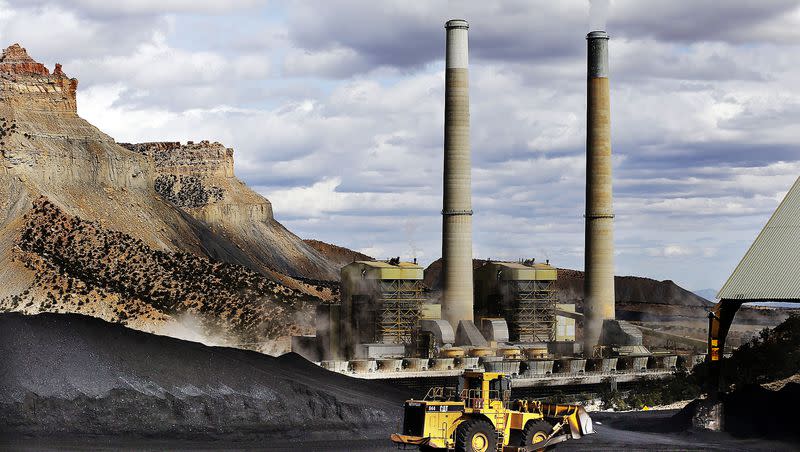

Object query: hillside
[0,43,341,351]
[680,315,800,440]
[303,239,374,269]
[4,198,321,348]
[0,312,404,439]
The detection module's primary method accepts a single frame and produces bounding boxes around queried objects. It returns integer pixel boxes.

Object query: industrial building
[315,260,428,360]
[473,260,570,343]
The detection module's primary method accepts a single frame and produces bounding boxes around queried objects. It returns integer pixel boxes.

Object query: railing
[424,386,459,401]
[424,386,513,408]
[514,367,673,379]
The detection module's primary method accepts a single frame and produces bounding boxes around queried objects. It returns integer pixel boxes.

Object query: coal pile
[723,383,800,439]
[671,383,800,440]
[0,312,405,440]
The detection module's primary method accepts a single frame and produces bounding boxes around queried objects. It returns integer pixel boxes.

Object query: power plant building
[474,261,574,343]
[338,260,425,358]
[287,19,683,380]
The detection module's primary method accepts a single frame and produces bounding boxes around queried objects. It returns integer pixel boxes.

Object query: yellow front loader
[390,371,593,452]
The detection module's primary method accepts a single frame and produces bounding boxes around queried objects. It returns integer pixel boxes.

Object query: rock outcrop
[121,141,234,208]
[0,43,50,77]
[0,44,77,112]
[0,43,339,351]
[120,140,339,280]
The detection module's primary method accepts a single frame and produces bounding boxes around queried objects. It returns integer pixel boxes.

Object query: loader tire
[520,421,553,452]
[455,418,497,452]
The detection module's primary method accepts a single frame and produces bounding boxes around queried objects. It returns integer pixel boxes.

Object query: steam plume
[405,218,420,261]
[589,0,610,31]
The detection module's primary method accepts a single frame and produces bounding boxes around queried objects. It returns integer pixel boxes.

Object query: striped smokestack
[441,19,474,329]
[583,30,615,355]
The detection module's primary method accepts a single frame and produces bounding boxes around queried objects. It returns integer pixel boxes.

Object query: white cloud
[8,0,268,16]
[647,245,694,257]
[0,3,100,59]
[262,177,438,218]
[76,33,229,88]
[283,46,365,78]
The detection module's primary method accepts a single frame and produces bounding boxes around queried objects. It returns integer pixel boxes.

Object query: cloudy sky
[3,0,800,294]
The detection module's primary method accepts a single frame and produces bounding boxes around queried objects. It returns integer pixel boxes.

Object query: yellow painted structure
[343,260,424,280]
[420,303,442,320]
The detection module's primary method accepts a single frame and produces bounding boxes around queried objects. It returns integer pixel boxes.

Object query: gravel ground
[3,410,796,452]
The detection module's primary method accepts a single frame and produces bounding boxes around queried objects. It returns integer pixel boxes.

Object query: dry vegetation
[0,197,321,346]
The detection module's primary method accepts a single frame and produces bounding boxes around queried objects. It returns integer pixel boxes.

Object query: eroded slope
[2,198,318,350]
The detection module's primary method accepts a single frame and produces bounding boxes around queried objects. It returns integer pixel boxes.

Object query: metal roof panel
[718,176,800,300]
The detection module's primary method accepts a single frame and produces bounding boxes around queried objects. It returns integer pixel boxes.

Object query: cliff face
[0,43,338,352]
[121,141,236,209]
[0,44,77,113]
[121,141,338,279]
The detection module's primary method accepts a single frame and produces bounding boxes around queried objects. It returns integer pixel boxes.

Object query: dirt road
[3,409,796,451]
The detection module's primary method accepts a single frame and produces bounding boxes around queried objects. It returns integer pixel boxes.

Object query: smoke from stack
[441,19,474,329]
[589,0,610,31]
[583,30,615,355]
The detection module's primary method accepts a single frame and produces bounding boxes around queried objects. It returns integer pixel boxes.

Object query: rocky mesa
[0,44,339,352]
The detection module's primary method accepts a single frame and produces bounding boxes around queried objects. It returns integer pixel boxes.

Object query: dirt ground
[3,409,796,451]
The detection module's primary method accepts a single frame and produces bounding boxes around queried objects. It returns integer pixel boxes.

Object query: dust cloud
[153,313,231,347]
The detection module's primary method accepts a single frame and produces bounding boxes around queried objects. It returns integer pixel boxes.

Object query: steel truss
[511,279,557,342]
[377,279,423,344]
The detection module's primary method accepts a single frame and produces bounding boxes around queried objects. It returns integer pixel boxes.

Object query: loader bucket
[540,404,594,439]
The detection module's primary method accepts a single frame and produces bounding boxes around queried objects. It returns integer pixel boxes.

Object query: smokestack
[441,19,474,329]
[583,30,615,355]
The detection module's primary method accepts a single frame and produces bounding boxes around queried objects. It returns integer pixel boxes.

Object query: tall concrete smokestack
[583,30,615,355]
[441,19,473,329]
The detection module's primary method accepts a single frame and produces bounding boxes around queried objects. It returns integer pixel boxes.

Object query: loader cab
[457,371,511,408]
